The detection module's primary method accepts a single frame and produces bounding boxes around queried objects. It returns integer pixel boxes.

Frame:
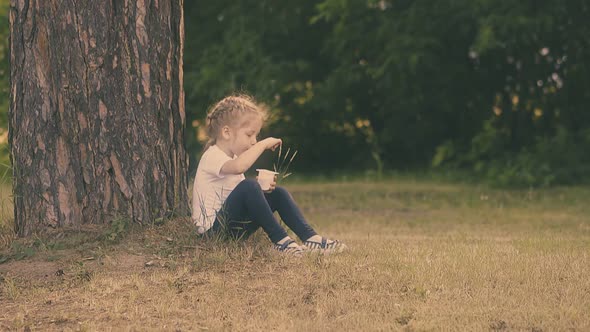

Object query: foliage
[474,126,590,187]
[183,1,590,185]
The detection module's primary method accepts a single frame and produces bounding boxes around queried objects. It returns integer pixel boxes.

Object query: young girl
[191,94,346,255]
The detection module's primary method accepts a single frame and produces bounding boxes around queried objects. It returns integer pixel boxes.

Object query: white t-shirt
[191,145,245,233]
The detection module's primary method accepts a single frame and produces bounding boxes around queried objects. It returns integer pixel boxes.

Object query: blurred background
[2,0,590,187]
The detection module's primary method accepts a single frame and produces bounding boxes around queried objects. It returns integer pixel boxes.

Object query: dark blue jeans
[207,179,317,243]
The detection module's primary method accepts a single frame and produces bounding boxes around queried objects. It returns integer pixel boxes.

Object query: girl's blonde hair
[204,94,267,151]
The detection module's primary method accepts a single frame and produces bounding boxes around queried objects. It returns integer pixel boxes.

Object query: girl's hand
[267,174,278,192]
[262,137,282,151]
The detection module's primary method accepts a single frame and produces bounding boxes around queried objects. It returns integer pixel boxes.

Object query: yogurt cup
[256,169,279,191]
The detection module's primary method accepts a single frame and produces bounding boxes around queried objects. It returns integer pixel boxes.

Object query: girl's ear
[221,125,231,140]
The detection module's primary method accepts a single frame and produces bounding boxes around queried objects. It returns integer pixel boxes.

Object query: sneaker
[273,239,306,256]
[303,237,347,254]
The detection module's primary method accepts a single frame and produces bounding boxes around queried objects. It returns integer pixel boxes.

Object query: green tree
[453,0,590,185]
[182,0,590,184]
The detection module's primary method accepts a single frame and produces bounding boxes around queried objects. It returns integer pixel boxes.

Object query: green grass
[1,179,589,331]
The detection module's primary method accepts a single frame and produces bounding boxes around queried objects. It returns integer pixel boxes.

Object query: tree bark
[9,0,188,236]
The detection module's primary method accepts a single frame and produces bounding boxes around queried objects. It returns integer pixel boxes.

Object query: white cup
[256,169,279,191]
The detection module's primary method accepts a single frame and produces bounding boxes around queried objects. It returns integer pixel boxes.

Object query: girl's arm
[220,137,281,175]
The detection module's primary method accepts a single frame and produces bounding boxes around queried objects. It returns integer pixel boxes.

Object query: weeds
[0,241,37,263]
[1,274,20,300]
[102,216,130,244]
[273,145,298,180]
[71,261,94,283]
[0,219,13,251]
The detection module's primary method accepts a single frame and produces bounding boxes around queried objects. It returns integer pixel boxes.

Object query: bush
[434,122,590,187]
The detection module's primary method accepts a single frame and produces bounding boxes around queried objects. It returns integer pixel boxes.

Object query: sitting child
[191,94,346,255]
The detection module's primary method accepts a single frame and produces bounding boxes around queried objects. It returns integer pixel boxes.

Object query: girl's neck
[215,141,234,158]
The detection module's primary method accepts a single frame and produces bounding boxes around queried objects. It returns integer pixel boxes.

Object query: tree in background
[9,0,188,236]
[184,0,590,185]
[444,0,590,185]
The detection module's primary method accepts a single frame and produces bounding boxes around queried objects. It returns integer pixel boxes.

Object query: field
[1,179,589,331]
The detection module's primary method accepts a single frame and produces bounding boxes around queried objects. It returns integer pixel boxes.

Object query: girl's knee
[237,180,292,199]
[273,186,293,199]
[239,178,262,192]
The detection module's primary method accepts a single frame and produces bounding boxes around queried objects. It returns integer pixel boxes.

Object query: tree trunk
[9,0,189,236]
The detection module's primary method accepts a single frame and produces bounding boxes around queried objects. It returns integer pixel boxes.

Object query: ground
[1,179,589,331]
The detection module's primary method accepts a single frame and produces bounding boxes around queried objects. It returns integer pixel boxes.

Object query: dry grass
[0,177,14,250]
[1,179,590,331]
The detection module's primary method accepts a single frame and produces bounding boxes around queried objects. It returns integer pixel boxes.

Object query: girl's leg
[264,186,317,242]
[265,186,346,253]
[213,179,288,243]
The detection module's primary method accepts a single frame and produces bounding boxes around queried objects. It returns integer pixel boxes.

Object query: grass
[1,179,589,331]
[0,176,13,251]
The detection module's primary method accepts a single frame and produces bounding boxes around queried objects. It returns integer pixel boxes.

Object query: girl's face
[227,114,263,156]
